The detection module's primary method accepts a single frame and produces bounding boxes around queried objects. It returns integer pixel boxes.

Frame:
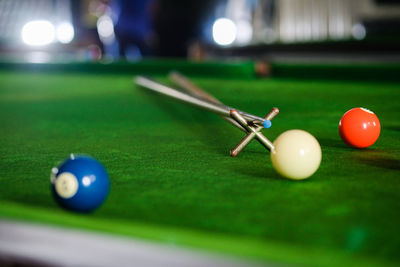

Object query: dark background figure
[113,0,158,58]
[112,0,216,58]
[153,0,215,58]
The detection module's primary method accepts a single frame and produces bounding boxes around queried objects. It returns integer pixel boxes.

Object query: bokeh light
[212,18,236,46]
[56,22,74,44]
[352,23,366,40]
[97,15,115,44]
[21,20,55,46]
[235,20,253,45]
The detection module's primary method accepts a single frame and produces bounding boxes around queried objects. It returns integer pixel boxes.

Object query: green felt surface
[0,60,257,79]
[1,64,400,266]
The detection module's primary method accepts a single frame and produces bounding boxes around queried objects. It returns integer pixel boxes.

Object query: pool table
[0,60,400,266]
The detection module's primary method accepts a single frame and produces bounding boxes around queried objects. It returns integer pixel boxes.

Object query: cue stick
[135,76,266,123]
[230,110,275,151]
[230,109,279,156]
[168,71,247,132]
[168,71,221,104]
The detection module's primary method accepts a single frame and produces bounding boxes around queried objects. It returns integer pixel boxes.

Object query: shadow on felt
[138,89,238,155]
[227,151,284,180]
[318,137,349,149]
[355,151,400,171]
[384,125,400,132]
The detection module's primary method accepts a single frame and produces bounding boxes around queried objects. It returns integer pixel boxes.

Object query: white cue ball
[270,130,322,180]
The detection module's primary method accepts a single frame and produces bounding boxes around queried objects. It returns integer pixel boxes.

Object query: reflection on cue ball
[271,130,322,180]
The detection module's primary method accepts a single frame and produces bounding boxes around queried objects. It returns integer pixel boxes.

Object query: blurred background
[0,0,399,63]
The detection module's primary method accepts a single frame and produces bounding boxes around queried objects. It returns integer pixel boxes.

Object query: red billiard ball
[339,107,381,148]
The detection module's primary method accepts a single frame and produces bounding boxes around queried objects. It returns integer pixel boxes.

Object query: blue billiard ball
[51,155,110,213]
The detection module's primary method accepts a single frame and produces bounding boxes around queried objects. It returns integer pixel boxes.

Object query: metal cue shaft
[230,110,274,151]
[168,72,247,132]
[169,71,221,104]
[135,76,266,122]
[230,108,279,156]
